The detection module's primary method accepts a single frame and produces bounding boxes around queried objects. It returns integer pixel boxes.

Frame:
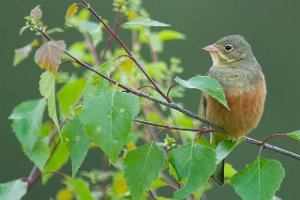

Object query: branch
[245,136,300,160]
[79,0,172,103]
[136,119,300,161]
[37,28,300,161]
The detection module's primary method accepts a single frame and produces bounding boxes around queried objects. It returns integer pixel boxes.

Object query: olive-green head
[203,35,256,67]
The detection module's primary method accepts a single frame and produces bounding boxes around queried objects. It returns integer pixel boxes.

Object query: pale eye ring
[224,44,233,52]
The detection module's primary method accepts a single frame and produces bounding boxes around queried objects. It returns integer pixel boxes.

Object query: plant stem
[257,133,288,157]
[38,27,300,161]
[80,0,172,103]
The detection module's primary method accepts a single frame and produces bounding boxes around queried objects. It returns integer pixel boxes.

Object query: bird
[201,35,267,185]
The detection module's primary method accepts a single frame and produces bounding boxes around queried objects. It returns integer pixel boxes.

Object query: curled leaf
[34,40,66,75]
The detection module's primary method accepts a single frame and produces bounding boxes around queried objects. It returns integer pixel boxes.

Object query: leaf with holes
[0,179,28,200]
[175,76,228,109]
[62,117,91,177]
[80,92,139,163]
[124,143,164,200]
[169,142,216,200]
[287,130,300,141]
[9,98,46,151]
[231,157,285,200]
[34,40,66,75]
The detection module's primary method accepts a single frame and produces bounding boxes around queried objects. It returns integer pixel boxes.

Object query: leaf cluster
[3,1,299,200]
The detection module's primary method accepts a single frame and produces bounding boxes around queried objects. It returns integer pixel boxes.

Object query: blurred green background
[1,0,300,199]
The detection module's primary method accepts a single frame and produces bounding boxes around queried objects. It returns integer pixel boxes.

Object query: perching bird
[201,35,267,185]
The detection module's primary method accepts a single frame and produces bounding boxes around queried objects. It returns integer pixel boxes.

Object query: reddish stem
[167,82,177,100]
[80,0,172,103]
[258,133,288,156]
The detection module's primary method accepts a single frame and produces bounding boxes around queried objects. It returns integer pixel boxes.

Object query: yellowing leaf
[56,188,74,200]
[126,11,138,20]
[112,172,129,197]
[66,3,78,18]
[34,40,66,75]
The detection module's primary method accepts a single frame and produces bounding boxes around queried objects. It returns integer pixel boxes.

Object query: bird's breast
[205,75,266,139]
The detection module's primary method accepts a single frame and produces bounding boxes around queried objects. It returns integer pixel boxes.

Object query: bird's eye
[224,44,233,52]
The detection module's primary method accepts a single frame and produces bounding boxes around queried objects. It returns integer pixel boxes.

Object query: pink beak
[202,44,219,53]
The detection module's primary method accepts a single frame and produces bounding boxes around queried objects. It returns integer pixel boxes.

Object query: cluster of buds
[113,0,128,13]
[163,135,176,150]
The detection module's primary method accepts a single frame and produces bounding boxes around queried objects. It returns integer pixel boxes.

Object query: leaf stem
[167,82,177,100]
[256,133,288,157]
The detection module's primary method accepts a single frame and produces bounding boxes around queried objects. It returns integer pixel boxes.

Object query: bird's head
[202,35,255,67]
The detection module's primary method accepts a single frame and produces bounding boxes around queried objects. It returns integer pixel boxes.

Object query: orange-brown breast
[205,79,266,139]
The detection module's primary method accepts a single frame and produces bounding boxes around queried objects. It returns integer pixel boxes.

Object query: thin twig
[83,33,99,64]
[135,119,212,132]
[80,1,172,103]
[98,12,124,65]
[153,128,171,142]
[167,82,177,100]
[136,84,157,91]
[58,59,77,68]
[245,136,300,160]
[257,133,288,157]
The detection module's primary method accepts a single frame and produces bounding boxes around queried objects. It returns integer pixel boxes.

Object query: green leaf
[175,76,228,109]
[25,123,51,170]
[39,71,59,130]
[80,92,139,163]
[67,42,93,64]
[43,143,69,184]
[169,142,216,200]
[224,163,237,180]
[64,177,94,200]
[0,179,28,200]
[231,157,285,200]
[67,18,102,47]
[82,64,110,101]
[57,78,87,116]
[9,98,46,151]
[287,130,300,141]
[62,117,91,177]
[123,17,170,27]
[13,44,32,66]
[34,40,66,75]
[215,140,238,164]
[158,30,186,41]
[124,143,164,200]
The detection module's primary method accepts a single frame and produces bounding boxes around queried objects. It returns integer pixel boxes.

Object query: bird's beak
[202,44,219,53]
